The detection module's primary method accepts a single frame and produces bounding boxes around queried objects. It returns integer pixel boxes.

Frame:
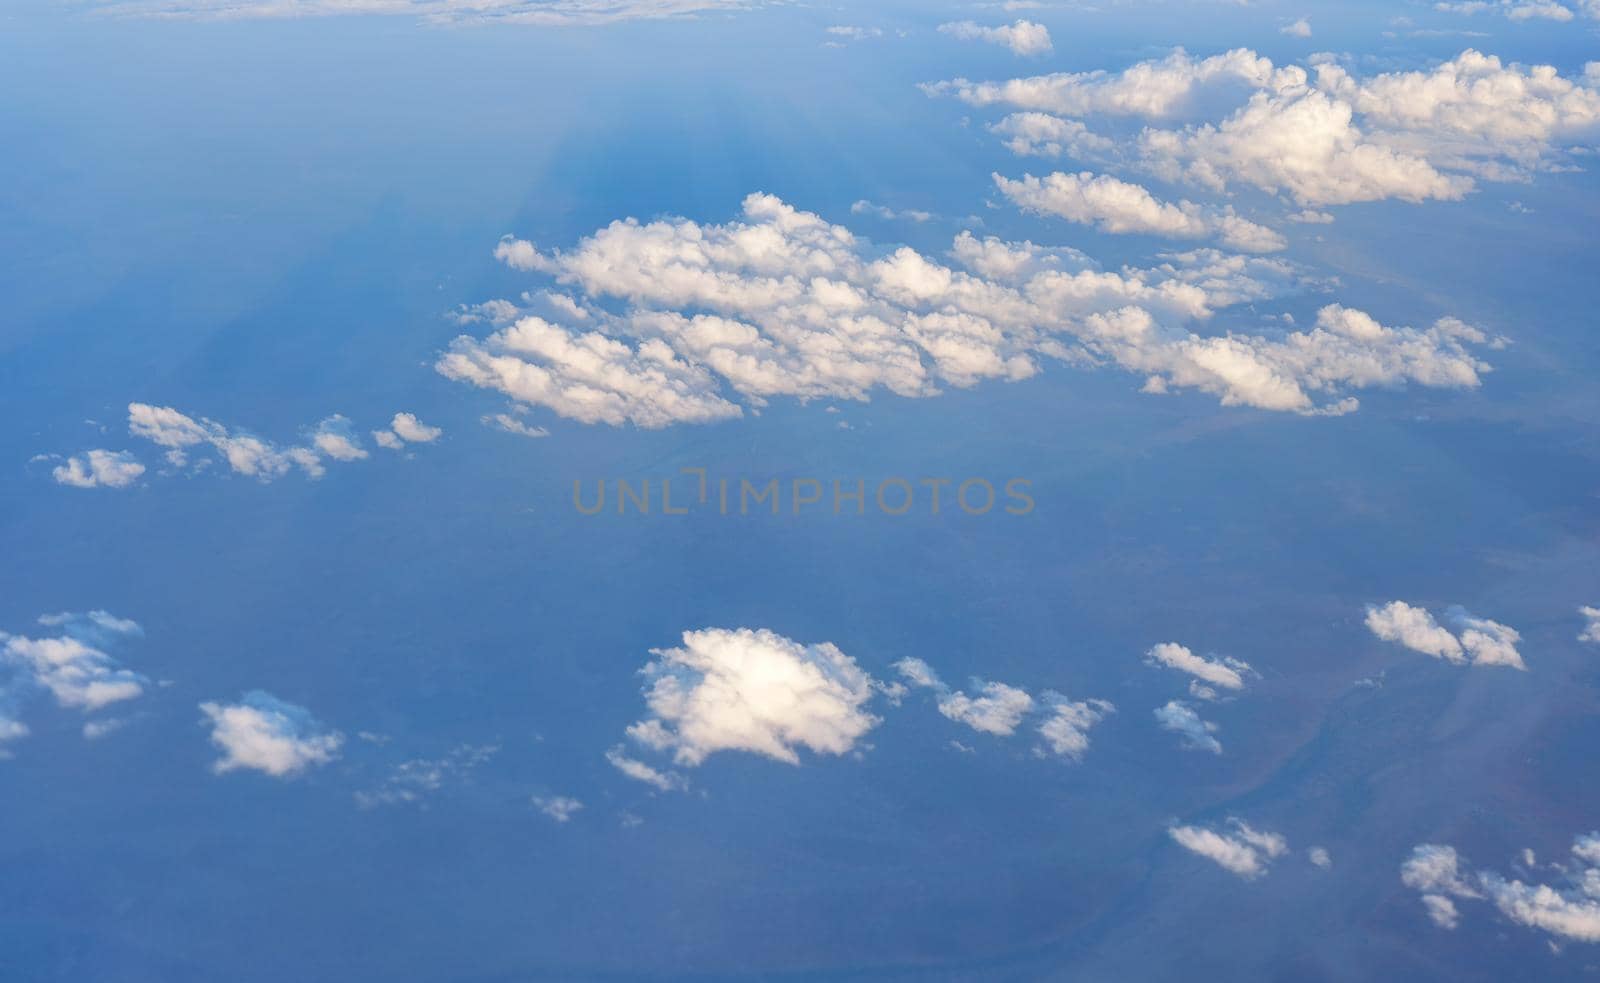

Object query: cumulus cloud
[1169,818,1289,878]
[850,200,934,223]
[1036,693,1115,760]
[1154,700,1222,753]
[1309,846,1332,869]
[938,680,1036,735]
[0,612,147,731]
[989,113,1116,160]
[995,170,1285,252]
[199,692,343,778]
[1281,17,1312,37]
[1580,606,1600,643]
[372,412,443,450]
[51,449,145,489]
[1145,642,1253,693]
[620,628,881,772]
[1403,834,1600,942]
[88,0,758,25]
[534,795,584,822]
[1365,601,1525,669]
[310,415,368,462]
[938,20,1053,57]
[446,195,1497,424]
[931,47,1600,207]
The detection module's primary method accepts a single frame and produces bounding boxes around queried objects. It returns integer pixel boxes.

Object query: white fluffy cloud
[51,449,145,489]
[446,195,1497,425]
[932,47,1600,207]
[938,680,1036,735]
[1403,834,1600,942]
[372,412,443,450]
[0,612,146,726]
[1145,642,1253,693]
[995,171,1285,252]
[1037,694,1116,760]
[1365,601,1525,669]
[1154,700,1222,753]
[1580,606,1600,643]
[1169,818,1289,879]
[938,20,1052,57]
[199,692,344,778]
[989,113,1116,160]
[606,745,686,791]
[620,628,881,774]
[88,0,756,24]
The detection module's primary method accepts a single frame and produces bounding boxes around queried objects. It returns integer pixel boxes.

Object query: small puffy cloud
[1309,846,1332,869]
[893,656,945,690]
[622,628,881,770]
[1580,606,1600,643]
[1280,17,1312,37]
[938,20,1053,57]
[995,170,1285,252]
[534,795,584,823]
[1145,642,1252,692]
[938,681,1035,736]
[390,413,442,443]
[1,612,146,713]
[1366,601,1525,669]
[373,412,443,450]
[1154,700,1222,753]
[990,113,1116,160]
[199,692,343,778]
[310,416,369,462]
[52,450,145,489]
[1403,835,1600,942]
[1036,693,1115,760]
[1169,818,1289,879]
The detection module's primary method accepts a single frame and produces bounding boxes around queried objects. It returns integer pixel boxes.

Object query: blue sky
[3,0,1600,979]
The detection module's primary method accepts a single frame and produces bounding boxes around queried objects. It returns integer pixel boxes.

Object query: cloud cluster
[995,171,1285,252]
[0,612,147,755]
[1402,834,1600,942]
[199,691,344,778]
[534,795,585,823]
[938,20,1053,57]
[931,48,1600,207]
[610,629,881,789]
[444,194,1497,425]
[103,402,439,484]
[1169,818,1289,879]
[1436,1,1591,23]
[1365,601,1525,669]
[893,657,1114,761]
